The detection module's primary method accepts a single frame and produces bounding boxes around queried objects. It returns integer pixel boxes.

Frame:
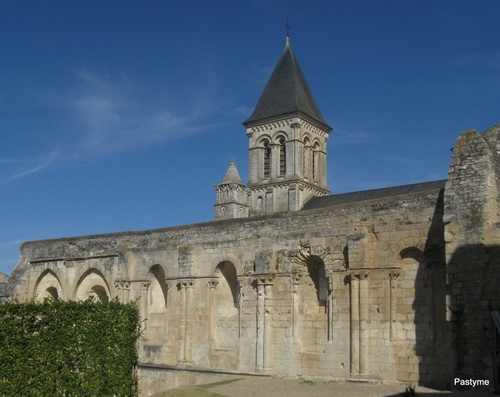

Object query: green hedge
[0,300,140,397]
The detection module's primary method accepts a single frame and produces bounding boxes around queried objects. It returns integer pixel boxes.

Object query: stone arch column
[177,278,194,366]
[327,271,334,342]
[208,279,218,343]
[388,270,400,341]
[359,271,369,375]
[350,271,370,377]
[141,281,151,332]
[291,273,302,342]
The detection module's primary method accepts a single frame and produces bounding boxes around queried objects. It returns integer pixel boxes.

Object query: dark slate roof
[301,180,447,211]
[243,38,331,130]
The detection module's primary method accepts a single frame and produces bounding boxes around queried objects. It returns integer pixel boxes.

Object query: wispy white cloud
[67,68,211,156]
[3,151,58,183]
[1,67,221,183]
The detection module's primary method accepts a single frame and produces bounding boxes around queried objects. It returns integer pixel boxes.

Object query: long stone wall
[8,184,454,394]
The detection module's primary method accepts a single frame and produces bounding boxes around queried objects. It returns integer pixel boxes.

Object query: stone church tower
[243,36,332,215]
[215,37,332,219]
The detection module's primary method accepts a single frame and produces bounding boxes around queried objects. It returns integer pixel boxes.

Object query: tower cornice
[245,115,330,141]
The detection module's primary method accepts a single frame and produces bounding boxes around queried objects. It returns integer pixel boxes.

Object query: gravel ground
[202,377,494,397]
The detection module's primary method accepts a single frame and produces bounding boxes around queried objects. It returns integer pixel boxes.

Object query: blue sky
[1,1,499,275]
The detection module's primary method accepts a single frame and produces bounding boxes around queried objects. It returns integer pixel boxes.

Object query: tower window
[279,137,286,176]
[312,142,320,182]
[303,137,310,179]
[263,141,271,179]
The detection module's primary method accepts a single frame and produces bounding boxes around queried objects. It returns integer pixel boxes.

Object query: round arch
[147,264,168,310]
[305,255,328,303]
[257,135,272,146]
[210,254,243,276]
[272,130,288,142]
[312,138,322,150]
[214,261,239,308]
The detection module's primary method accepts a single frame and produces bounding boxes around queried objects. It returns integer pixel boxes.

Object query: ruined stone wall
[444,125,500,383]
[8,187,450,394]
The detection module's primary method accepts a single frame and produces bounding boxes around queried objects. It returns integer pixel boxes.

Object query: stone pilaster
[327,272,334,342]
[255,275,274,372]
[178,279,194,366]
[208,279,218,343]
[388,270,400,341]
[350,273,360,375]
[350,271,370,377]
[292,274,302,342]
[359,271,369,375]
[141,281,151,333]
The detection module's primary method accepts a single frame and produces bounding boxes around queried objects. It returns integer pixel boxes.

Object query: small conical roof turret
[220,160,243,185]
[214,160,249,220]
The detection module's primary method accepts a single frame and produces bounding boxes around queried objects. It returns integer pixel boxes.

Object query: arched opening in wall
[299,255,329,350]
[303,136,311,179]
[34,270,63,302]
[396,247,433,383]
[46,287,59,299]
[257,196,263,213]
[278,136,286,177]
[90,285,109,303]
[216,261,239,307]
[312,141,320,182]
[146,265,169,340]
[74,269,110,303]
[306,255,328,305]
[214,261,239,348]
[262,139,271,180]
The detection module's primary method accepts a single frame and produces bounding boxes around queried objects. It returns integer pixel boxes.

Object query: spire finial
[285,15,291,38]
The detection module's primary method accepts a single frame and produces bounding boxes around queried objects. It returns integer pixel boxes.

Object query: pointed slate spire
[220,160,244,185]
[243,37,331,131]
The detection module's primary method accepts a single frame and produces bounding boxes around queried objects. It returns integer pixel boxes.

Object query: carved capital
[388,270,400,280]
[256,274,275,286]
[237,275,252,286]
[350,270,369,281]
[208,279,219,289]
[178,278,195,289]
[114,280,131,290]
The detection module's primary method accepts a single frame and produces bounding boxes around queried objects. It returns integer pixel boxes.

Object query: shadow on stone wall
[413,187,500,390]
[446,243,500,388]
[414,188,452,388]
